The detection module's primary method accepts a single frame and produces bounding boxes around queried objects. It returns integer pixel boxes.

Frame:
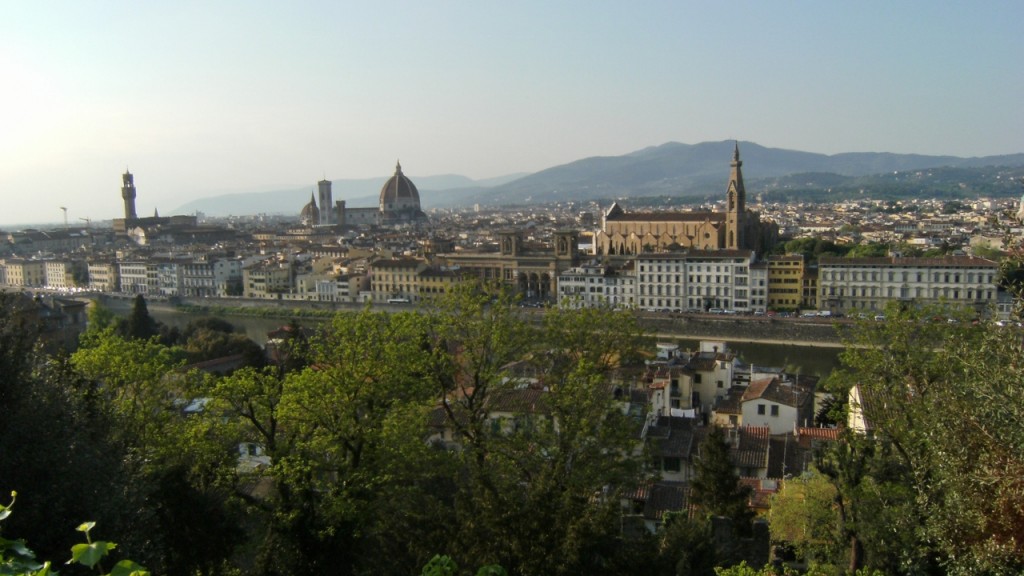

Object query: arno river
[139,305,843,380]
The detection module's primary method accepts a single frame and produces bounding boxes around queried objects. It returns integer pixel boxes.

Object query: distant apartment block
[243,260,292,299]
[370,258,427,302]
[6,229,92,254]
[88,261,120,292]
[156,261,185,297]
[801,267,818,310]
[749,262,768,311]
[2,259,46,287]
[118,261,151,294]
[556,261,636,309]
[636,250,758,312]
[181,259,242,298]
[817,255,999,315]
[766,255,804,310]
[44,260,82,290]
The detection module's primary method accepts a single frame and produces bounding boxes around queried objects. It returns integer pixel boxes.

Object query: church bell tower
[725,143,746,249]
[318,178,333,225]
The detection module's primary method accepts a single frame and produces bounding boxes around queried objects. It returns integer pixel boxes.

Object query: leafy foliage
[0,296,130,564]
[0,494,149,576]
[124,294,159,341]
[769,471,843,567]
[57,284,1014,574]
[691,427,754,530]
[423,285,653,575]
[821,303,1024,574]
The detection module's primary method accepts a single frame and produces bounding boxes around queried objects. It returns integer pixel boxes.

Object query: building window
[770,405,779,417]
[757,404,766,415]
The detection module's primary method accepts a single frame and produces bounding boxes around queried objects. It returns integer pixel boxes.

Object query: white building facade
[636,250,757,313]
[818,255,999,315]
[556,262,636,309]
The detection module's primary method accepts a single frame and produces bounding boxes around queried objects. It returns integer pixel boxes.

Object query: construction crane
[60,206,68,229]
[79,217,92,229]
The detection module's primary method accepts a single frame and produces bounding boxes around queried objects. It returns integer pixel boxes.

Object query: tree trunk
[849,534,863,573]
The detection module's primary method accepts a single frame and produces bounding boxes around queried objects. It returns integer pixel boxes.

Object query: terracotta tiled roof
[818,255,996,268]
[607,212,725,223]
[626,481,690,522]
[713,387,745,416]
[796,427,840,444]
[637,249,754,259]
[739,477,778,511]
[742,377,813,409]
[742,377,774,401]
[648,416,697,458]
[426,405,452,429]
[730,426,770,470]
[767,435,812,479]
[371,258,423,269]
[485,388,550,415]
[688,355,719,371]
[645,481,689,521]
[849,383,901,434]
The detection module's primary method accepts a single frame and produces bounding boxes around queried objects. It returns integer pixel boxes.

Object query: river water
[139,307,843,380]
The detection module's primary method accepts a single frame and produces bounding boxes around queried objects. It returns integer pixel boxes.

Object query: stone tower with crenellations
[122,171,138,220]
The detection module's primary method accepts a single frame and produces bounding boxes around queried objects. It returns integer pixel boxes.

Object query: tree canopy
[813,302,1024,574]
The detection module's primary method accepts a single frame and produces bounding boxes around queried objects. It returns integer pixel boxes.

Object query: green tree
[203,309,452,575]
[0,294,133,564]
[0,494,150,576]
[769,471,843,568]
[179,322,265,367]
[70,326,245,574]
[779,238,851,263]
[124,294,159,341]
[690,427,753,530]
[71,328,185,457]
[278,309,447,573]
[845,242,889,259]
[658,515,719,576]
[425,284,653,575]
[824,302,1024,574]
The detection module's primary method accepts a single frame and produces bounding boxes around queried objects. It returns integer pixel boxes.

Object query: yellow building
[370,258,427,302]
[802,267,818,310]
[2,259,46,287]
[242,260,293,299]
[767,255,805,310]
[369,257,478,303]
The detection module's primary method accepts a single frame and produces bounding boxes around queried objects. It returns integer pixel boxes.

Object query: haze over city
[2,0,1021,226]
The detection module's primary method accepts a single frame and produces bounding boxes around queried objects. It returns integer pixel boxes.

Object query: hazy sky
[1,1,1021,226]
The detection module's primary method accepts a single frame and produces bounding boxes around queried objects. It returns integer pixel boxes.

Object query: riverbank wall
[98,294,848,347]
[643,315,849,347]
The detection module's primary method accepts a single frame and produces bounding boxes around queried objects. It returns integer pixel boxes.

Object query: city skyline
[2,1,1022,226]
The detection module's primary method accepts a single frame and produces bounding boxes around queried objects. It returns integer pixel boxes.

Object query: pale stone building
[592,144,776,256]
[817,255,999,315]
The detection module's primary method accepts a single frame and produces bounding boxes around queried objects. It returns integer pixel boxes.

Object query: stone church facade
[592,144,776,256]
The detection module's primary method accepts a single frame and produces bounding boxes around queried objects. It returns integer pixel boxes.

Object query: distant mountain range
[173,141,1024,217]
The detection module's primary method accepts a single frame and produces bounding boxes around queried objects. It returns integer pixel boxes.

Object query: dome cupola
[379,160,421,212]
[300,192,320,225]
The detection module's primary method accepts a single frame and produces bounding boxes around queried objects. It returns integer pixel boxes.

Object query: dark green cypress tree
[125,294,159,340]
[690,426,753,529]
